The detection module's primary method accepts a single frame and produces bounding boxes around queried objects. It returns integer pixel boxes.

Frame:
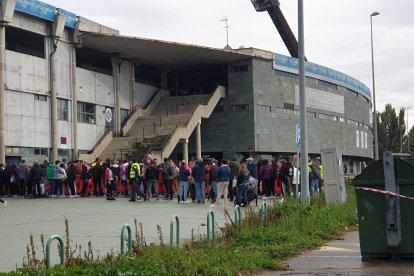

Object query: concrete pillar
[196,120,201,160]
[112,57,121,136]
[50,50,58,161]
[0,25,5,164]
[182,139,189,163]
[71,44,78,159]
[130,64,135,110]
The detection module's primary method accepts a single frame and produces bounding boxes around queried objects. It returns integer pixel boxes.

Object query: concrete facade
[199,57,373,169]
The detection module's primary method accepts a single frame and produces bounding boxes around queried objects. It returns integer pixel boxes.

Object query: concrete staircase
[97,88,224,162]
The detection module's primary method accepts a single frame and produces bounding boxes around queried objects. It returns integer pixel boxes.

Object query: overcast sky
[46,0,414,128]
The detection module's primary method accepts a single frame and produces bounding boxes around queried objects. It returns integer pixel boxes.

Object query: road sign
[296,124,301,145]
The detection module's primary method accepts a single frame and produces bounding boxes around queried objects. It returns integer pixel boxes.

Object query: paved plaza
[0,197,245,272]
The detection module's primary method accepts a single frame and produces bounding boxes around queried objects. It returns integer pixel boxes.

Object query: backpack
[168,166,174,176]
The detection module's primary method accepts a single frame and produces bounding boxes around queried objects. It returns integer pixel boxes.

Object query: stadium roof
[79,32,271,70]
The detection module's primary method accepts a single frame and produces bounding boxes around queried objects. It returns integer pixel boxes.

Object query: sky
[46,0,414,128]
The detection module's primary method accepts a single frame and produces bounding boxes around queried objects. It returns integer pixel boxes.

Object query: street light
[407,107,410,152]
[370,11,380,160]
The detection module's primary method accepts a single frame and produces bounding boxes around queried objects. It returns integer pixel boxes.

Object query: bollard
[234,205,242,229]
[170,215,180,246]
[261,201,268,226]
[46,235,65,268]
[120,224,132,254]
[207,210,215,244]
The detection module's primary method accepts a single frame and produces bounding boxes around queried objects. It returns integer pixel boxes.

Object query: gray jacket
[18,163,29,180]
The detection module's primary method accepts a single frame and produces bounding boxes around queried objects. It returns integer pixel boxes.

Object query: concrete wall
[199,60,255,159]
[252,58,372,158]
[200,58,373,160]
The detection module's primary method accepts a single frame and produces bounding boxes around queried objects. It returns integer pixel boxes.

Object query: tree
[376,104,406,156]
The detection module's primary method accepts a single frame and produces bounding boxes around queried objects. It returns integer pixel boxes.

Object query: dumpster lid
[353,158,414,187]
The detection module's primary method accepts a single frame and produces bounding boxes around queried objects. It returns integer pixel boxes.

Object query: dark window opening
[232,104,249,112]
[76,47,112,76]
[135,64,161,87]
[34,94,47,101]
[6,26,45,58]
[167,67,227,96]
[231,64,248,73]
[284,103,295,110]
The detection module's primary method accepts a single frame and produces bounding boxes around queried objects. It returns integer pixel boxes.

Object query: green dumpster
[353,152,414,260]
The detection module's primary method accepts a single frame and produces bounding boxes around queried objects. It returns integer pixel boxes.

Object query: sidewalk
[262,231,414,276]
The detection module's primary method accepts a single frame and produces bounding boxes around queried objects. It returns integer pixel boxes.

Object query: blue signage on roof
[273,54,372,101]
[57,8,77,29]
[15,0,56,22]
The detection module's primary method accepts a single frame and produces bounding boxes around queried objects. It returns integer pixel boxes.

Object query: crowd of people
[0,154,324,207]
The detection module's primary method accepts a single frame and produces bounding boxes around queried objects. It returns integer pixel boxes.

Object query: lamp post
[407,107,410,152]
[370,11,380,160]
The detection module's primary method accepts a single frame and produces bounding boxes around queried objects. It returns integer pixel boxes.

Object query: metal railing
[234,205,242,229]
[46,235,65,268]
[120,224,132,254]
[207,210,215,244]
[261,202,268,226]
[170,215,180,247]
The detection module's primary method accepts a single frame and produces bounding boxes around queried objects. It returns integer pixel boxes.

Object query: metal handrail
[261,202,268,226]
[170,215,180,246]
[234,205,242,229]
[120,224,132,254]
[46,235,65,268]
[86,128,109,154]
[207,210,215,244]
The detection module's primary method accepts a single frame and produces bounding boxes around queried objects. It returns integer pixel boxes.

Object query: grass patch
[4,185,357,275]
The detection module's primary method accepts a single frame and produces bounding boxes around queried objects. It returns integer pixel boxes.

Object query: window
[78,102,96,124]
[232,104,249,112]
[231,65,249,72]
[347,119,359,127]
[307,112,316,118]
[319,113,338,121]
[6,27,45,58]
[275,70,298,79]
[34,148,48,156]
[34,94,47,101]
[275,107,299,115]
[258,104,271,112]
[317,79,337,90]
[339,117,346,123]
[57,99,69,121]
[58,149,69,157]
[284,103,295,110]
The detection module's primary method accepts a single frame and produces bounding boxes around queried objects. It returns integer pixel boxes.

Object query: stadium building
[0,0,373,175]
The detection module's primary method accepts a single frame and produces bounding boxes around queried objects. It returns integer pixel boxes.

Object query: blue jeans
[194,181,205,202]
[180,181,189,201]
[236,183,248,205]
[210,181,218,200]
[310,179,319,195]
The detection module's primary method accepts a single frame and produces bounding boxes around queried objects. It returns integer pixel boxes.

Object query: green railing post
[261,201,268,226]
[207,210,215,244]
[120,224,132,254]
[234,205,242,229]
[46,235,65,268]
[170,215,180,246]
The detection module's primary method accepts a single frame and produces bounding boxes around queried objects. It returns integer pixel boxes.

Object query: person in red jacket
[105,160,116,200]
[259,159,274,199]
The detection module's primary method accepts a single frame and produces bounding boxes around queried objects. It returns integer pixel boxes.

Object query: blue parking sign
[296,124,300,145]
